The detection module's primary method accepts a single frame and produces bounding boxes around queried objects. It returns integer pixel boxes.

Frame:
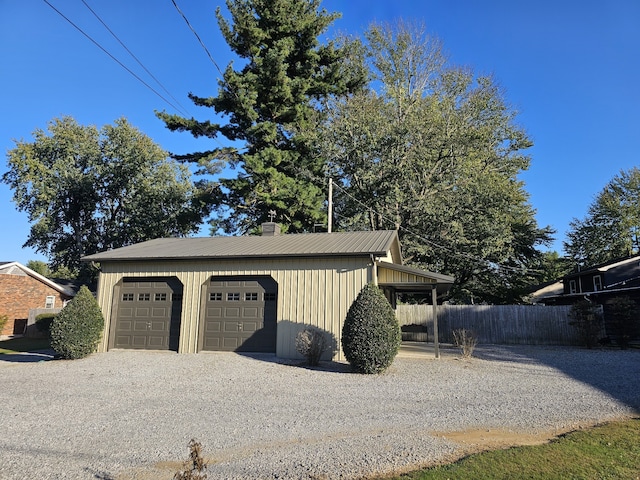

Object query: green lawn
[0,336,52,354]
[383,419,640,480]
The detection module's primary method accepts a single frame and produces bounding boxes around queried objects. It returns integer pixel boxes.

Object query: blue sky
[1,0,638,265]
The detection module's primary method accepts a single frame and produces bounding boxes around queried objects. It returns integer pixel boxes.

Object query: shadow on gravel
[0,349,56,363]
[474,344,640,412]
[236,352,354,373]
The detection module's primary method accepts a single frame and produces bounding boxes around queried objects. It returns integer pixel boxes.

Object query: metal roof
[82,230,401,262]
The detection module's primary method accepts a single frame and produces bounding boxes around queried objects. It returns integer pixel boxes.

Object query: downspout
[432,286,440,359]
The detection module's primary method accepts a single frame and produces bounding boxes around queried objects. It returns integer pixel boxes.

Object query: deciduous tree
[564,167,640,267]
[3,116,209,281]
[320,22,552,303]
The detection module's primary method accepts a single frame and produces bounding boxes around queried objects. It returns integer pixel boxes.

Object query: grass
[0,336,52,354]
[384,418,640,480]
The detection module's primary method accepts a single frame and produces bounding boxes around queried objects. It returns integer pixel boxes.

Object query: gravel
[1,344,638,479]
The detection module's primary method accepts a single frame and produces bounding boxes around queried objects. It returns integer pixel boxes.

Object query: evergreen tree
[158,0,366,234]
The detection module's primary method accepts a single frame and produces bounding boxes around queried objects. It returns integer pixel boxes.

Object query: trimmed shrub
[50,286,104,359]
[342,283,401,374]
[35,313,57,335]
[295,327,329,366]
[569,300,603,349]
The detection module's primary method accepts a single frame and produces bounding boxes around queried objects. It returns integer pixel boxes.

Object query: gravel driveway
[1,344,638,479]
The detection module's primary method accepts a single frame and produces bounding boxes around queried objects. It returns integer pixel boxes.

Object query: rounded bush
[50,286,104,359]
[342,283,401,374]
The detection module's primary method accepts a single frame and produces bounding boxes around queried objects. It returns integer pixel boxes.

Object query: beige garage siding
[95,256,373,359]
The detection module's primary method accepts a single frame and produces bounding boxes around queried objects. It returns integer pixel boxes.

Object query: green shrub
[35,313,57,335]
[342,283,401,374]
[50,286,104,359]
[569,300,603,349]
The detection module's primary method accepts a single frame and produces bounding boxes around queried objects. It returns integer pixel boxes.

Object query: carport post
[432,286,440,359]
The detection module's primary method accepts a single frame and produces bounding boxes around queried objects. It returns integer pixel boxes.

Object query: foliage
[35,313,57,335]
[568,300,604,349]
[319,22,552,304]
[50,286,104,359]
[606,296,639,349]
[3,117,209,283]
[174,439,207,480]
[452,328,478,358]
[157,0,366,235]
[342,283,401,374]
[391,419,640,480]
[564,167,640,267]
[0,314,7,334]
[26,260,50,277]
[295,326,329,366]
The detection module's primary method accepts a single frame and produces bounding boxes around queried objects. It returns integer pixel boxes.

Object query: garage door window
[138,293,150,301]
[245,292,258,301]
[209,292,222,301]
[227,293,240,301]
[155,293,167,301]
[122,293,134,301]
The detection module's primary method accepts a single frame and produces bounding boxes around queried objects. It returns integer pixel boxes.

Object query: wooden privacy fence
[396,304,580,346]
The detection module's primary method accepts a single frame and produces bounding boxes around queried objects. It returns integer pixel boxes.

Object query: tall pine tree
[158,0,366,234]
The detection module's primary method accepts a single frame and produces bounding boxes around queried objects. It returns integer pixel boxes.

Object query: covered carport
[375,261,454,358]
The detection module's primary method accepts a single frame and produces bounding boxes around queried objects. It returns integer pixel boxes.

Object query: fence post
[432,286,439,359]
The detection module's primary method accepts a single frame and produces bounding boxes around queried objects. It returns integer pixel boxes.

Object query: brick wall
[0,274,69,335]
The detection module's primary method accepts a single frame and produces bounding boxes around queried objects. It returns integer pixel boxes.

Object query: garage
[200,276,277,352]
[110,277,183,351]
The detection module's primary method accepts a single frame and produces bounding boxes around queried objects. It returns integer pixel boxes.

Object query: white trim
[0,262,71,295]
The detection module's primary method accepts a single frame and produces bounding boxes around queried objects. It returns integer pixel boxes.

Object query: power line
[171,0,226,80]
[80,0,191,117]
[43,0,184,114]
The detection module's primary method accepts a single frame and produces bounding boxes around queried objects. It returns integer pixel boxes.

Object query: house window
[45,295,55,309]
[138,293,151,301]
[245,292,258,301]
[154,293,167,301]
[569,280,577,294]
[209,292,222,301]
[227,293,240,301]
[122,293,134,302]
[593,275,603,291]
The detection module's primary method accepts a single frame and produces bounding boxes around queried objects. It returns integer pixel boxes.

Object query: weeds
[174,439,207,480]
[452,328,478,358]
[295,326,329,366]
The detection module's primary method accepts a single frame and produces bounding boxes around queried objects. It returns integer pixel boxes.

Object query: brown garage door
[112,278,183,351]
[201,276,277,352]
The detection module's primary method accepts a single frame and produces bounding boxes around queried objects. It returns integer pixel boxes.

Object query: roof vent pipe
[261,222,281,236]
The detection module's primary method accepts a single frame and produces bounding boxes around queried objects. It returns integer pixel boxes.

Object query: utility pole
[328,177,333,233]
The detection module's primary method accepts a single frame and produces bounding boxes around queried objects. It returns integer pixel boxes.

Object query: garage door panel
[113,278,182,351]
[201,276,277,352]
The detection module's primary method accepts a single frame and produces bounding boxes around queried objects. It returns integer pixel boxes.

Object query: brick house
[0,262,76,336]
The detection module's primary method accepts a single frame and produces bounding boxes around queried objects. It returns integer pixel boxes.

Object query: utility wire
[171,0,226,80]
[80,0,191,117]
[43,0,184,114]
[293,164,542,276]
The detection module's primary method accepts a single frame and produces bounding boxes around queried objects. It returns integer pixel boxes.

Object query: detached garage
[83,224,453,360]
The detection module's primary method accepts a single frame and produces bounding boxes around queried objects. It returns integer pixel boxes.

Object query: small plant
[568,300,603,349]
[35,313,57,336]
[174,439,207,480]
[0,314,8,335]
[452,328,478,358]
[342,283,401,374]
[50,286,104,359]
[295,326,328,366]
